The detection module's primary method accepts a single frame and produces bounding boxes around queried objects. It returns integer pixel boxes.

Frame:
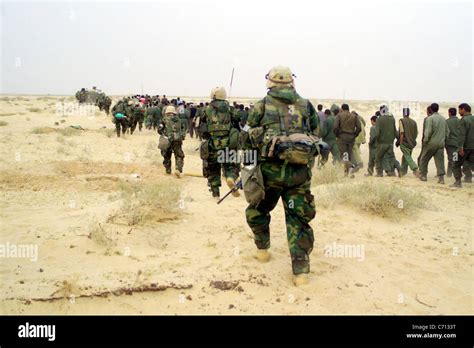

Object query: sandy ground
[0,95,472,315]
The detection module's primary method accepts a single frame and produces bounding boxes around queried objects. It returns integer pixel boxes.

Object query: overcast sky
[1,0,472,102]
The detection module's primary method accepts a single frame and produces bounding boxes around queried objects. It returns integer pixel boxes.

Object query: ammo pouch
[200,140,210,160]
[228,128,239,150]
[158,135,170,151]
[241,165,265,207]
[268,133,320,165]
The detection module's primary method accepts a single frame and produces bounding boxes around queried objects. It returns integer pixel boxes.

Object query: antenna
[229,68,235,101]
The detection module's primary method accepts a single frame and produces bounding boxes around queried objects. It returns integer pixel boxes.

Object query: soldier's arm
[333,115,341,137]
[459,118,466,151]
[307,101,319,136]
[423,117,432,144]
[354,116,362,137]
[369,127,376,146]
[247,100,264,128]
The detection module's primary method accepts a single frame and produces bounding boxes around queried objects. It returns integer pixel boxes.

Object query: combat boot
[255,249,271,263]
[450,179,462,188]
[226,177,240,197]
[293,273,309,286]
[413,169,421,178]
[419,175,427,182]
[165,168,171,175]
[175,171,184,179]
[211,187,220,199]
[437,175,445,184]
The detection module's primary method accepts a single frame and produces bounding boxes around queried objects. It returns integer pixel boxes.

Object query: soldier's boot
[226,177,240,197]
[175,171,183,179]
[255,249,271,263]
[438,175,445,184]
[211,187,220,199]
[420,175,427,182]
[413,169,421,178]
[293,273,309,287]
[450,178,462,188]
[165,167,172,175]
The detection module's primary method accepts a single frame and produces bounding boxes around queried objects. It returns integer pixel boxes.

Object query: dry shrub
[27,107,42,113]
[316,180,427,218]
[109,180,182,225]
[312,163,346,186]
[0,121,8,126]
[57,127,82,137]
[88,218,117,247]
[0,113,15,117]
[32,127,56,134]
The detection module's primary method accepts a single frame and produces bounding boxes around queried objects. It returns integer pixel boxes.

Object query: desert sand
[0,95,472,315]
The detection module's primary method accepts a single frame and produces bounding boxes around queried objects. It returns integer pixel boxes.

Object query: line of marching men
[317,102,473,188]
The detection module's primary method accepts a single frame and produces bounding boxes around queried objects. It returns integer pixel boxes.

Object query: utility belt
[249,127,322,165]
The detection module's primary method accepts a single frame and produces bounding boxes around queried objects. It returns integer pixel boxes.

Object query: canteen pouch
[241,165,265,207]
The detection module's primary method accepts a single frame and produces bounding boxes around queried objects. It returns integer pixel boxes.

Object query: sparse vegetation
[0,113,15,117]
[315,180,428,218]
[0,97,11,102]
[0,121,8,126]
[312,163,346,186]
[108,180,182,225]
[88,218,117,247]
[32,127,56,134]
[27,107,42,113]
[57,127,82,136]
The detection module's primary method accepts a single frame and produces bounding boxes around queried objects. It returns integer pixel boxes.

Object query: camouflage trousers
[367,147,376,175]
[245,161,316,275]
[205,151,240,189]
[161,140,184,173]
[114,118,128,137]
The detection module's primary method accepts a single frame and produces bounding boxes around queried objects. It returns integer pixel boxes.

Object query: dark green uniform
[320,113,340,164]
[201,100,240,196]
[244,86,319,275]
[159,113,185,174]
[367,125,377,175]
[452,113,474,183]
[445,115,461,177]
[399,116,418,176]
[333,110,361,173]
[375,113,398,176]
[419,112,449,179]
[145,106,162,130]
[129,105,144,134]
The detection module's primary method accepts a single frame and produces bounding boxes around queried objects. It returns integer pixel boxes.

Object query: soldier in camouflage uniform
[128,101,145,134]
[333,104,361,176]
[145,102,162,130]
[244,66,319,286]
[200,87,241,198]
[374,105,400,177]
[111,99,129,137]
[159,106,185,178]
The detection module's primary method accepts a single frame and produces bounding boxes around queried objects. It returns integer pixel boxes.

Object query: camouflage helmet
[330,104,340,115]
[210,87,227,100]
[265,66,295,89]
[164,105,177,115]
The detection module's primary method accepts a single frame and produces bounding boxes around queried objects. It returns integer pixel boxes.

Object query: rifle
[217,180,242,204]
